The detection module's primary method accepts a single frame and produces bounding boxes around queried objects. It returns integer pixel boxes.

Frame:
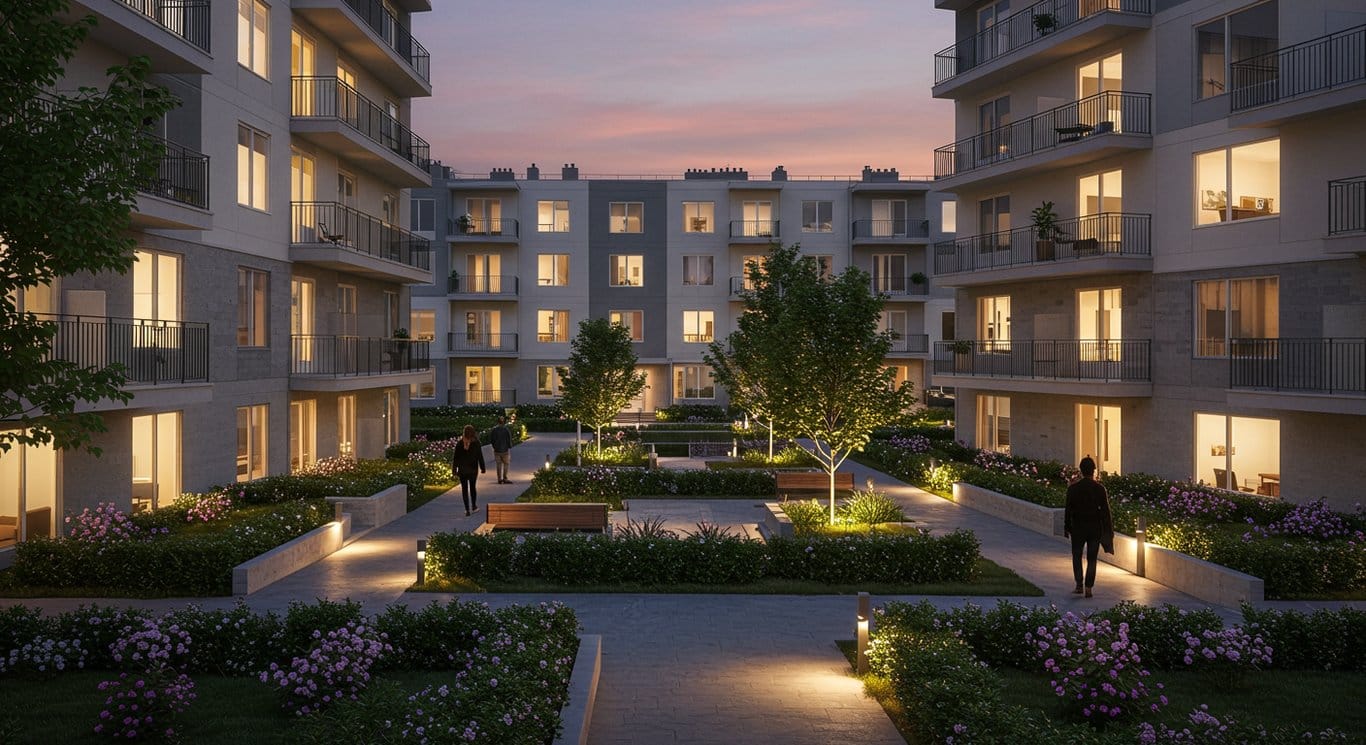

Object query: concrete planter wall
[552,635,602,745]
[232,514,351,596]
[950,481,1265,605]
[326,484,407,532]
[761,502,795,539]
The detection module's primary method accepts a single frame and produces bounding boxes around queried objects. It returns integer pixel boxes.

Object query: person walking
[1063,455,1114,598]
[490,415,513,484]
[451,424,486,517]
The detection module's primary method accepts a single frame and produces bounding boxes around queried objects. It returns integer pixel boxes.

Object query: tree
[705,254,785,459]
[710,243,915,521]
[1,0,176,454]
[557,317,647,455]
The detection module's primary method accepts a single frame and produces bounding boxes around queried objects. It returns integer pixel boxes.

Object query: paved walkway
[8,433,1363,744]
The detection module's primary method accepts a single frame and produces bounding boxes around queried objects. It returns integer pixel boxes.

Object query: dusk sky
[411,1,955,179]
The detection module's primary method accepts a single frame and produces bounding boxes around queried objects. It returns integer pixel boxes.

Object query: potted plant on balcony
[455,213,475,234]
[1032,201,1065,261]
[910,271,928,293]
[1033,11,1058,35]
[949,339,973,373]
[448,269,460,292]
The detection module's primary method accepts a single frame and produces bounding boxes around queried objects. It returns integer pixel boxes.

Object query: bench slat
[775,473,855,491]
[486,503,608,530]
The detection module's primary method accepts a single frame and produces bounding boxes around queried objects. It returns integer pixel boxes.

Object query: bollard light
[865,477,875,491]
[856,592,871,675]
[544,453,552,471]
[1135,516,1147,578]
[416,539,427,586]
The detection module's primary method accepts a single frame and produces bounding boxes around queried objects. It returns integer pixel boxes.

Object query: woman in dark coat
[451,424,486,516]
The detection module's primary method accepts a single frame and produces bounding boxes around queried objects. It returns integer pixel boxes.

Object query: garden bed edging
[232,514,351,595]
[325,484,406,532]
[552,634,602,745]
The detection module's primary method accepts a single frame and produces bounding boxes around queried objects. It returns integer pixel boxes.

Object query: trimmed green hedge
[653,404,732,422]
[522,466,777,509]
[385,422,528,460]
[231,458,429,505]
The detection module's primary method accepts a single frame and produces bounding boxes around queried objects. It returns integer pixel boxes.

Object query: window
[336,171,356,207]
[133,250,180,323]
[1196,139,1280,225]
[384,291,400,336]
[409,198,434,232]
[290,150,316,240]
[410,310,435,342]
[462,310,504,349]
[236,404,268,481]
[410,370,435,400]
[337,284,357,336]
[610,255,644,287]
[337,395,356,458]
[1078,51,1123,98]
[979,195,1010,248]
[289,400,316,473]
[290,278,315,366]
[941,201,957,233]
[872,254,907,294]
[682,310,714,343]
[538,310,569,342]
[941,311,956,341]
[1194,277,1278,357]
[741,201,774,236]
[977,95,1011,160]
[887,364,910,391]
[802,200,833,233]
[1195,1,1278,101]
[538,200,570,232]
[1077,404,1122,475]
[683,201,714,233]
[237,0,269,78]
[682,255,714,286]
[537,366,563,398]
[236,124,268,210]
[871,199,908,237]
[1078,288,1122,361]
[812,255,834,280]
[880,309,908,342]
[237,268,268,347]
[740,254,766,291]
[978,295,1010,345]
[464,366,503,404]
[610,310,644,342]
[381,193,397,226]
[0,438,57,544]
[383,389,399,447]
[466,198,502,234]
[537,254,569,286]
[463,253,504,293]
[674,364,715,400]
[131,412,180,510]
[976,394,1010,454]
[1196,413,1280,495]
[1079,169,1122,215]
[610,202,643,233]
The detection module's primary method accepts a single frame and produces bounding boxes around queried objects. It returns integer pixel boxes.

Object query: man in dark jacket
[1064,455,1113,598]
[489,416,513,484]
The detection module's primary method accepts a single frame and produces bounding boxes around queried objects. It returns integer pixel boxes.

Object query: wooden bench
[474,502,610,534]
[775,472,855,495]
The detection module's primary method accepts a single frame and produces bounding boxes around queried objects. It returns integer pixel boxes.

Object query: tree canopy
[1,0,177,454]
[557,317,647,454]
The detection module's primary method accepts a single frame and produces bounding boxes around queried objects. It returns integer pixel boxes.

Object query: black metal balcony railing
[336,0,430,82]
[448,389,516,405]
[934,212,1150,275]
[934,0,1151,84]
[871,276,930,297]
[448,332,519,354]
[447,274,519,295]
[934,91,1151,179]
[1230,23,1366,111]
[116,0,211,53]
[729,220,780,239]
[292,201,431,270]
[682,333,714,343]
[36,314,208,385]
[290,336,430,377]
[933,339,1151,381]
[852,219,930,240]
[140,133,209,209]
[887,333,931,354]
[449,216,519,238]
[1229,338,1366,395]
[1329,176,1366,236]
[291,77,430,170]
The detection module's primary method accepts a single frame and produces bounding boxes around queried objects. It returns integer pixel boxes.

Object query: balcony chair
[1213,468,1255,493]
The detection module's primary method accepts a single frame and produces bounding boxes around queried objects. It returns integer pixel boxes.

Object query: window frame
[674,364,715,400]
[609,254,645,287]
[537,309,569,343]
[609,201,644,234]
[237,124,269,211]
[409,197,434,232]
[1192,276,1279,359]
[236,403,268,482]
[237,0,270,79]
[537,253,570,287]
[1194,138,1280,226]
[609,309,645,342]
[237,267,269,348]
[682,309,714,344]
[682,255,714,286]
[537,365,563,398]
[801,200,834,233]
[537,200,571,232]
[682,201,715,233]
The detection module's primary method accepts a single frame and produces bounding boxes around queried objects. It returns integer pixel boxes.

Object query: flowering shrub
[65,503,158,543]
[94,671,196,740]
[888,433,932,453]
[110,618,192,671]
[260,622,392,716]
[1137,705,1350,744]
[1027,613,1166,721]
[0,636,87,674]
[553,441,648,467]
[1180,627,1272,686]
[1152,485,1238,522]
[1246,498,1366,542]
[780,499,828,533]
[1239,605,1366,671]
[181,489,235,523]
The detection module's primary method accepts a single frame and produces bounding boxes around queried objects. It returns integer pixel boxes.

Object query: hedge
[653,404,732,422]
[522,466,777,509]
[423,529,981,586]
[230,458,429,505]
[385,422,528,460]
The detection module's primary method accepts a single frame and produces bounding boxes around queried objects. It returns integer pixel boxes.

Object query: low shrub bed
[0,599,579,743]
[653,403,732,422]
[422,527,980,588]
[226,457,430,506]
[521,466,777,509]
[552,441,648,467]
[860,599,1365,743]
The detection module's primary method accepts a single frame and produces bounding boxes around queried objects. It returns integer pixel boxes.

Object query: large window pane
[1196,149,1228,225]
[1230,140,1279,220]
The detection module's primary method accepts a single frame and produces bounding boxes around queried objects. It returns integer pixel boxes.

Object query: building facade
[928,0,1365,508]
[2,0,435,550]
[409,165,955,416]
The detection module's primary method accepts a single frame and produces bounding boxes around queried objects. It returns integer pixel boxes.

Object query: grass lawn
[409,482,453,512]
[0,670,452,744]
[411,557,1042,596]
[835,642,1366,744]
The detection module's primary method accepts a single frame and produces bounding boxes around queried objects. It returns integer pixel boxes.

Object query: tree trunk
[829,467,837,525]
[596,425,602,455]
[768,420,774,459]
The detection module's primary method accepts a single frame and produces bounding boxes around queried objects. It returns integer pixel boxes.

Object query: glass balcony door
[132,412,180,512]
[0,437,58,545]
[1077,404,1121,475]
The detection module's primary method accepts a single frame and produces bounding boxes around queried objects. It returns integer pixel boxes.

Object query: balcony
[729,220,780,242]
[934,213,1151,287]
[1229,23,1366,128]
[133,133,211,230]
[934,92,1151,191]
[291,0,432,96]
[448,332,519,356]
[291,201,432,284]
[871,276,931,300]
[449,217,520,242]
[290,77,431,187]
[38,314,212,411]
[1228,338,1366,415]
[851,219,930,244]
[933,0,1152,99]
[1328,177,1366,255]
[290,335,431,392]
[68,0,211,73]
[728,276,752,298]
[932,339,1152,396]
[447,274,519,297]
[887,333,931,355]
[448,389,517,406]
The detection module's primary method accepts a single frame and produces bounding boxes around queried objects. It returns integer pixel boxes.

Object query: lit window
[742,201,774,236]
[610,202,643,233]
[337,395,356,458]
[383,389,399,446]
[610,255,644,287]
[871,199,907,237]
[610,310,644,342]
[237,267,269,347]
[410,370,436,400]
[1196,139,1279,225]
[1194,277,1278,357]
[409,309,435,341]
[674,364,715,400]
[1078,288,1123,361]
[133,250,181,323]
[812,254,834,280]
[683,202,714,233]
[740,255,766,291]
[537,254,569,286]
[236,404,268,481]
[941,201,957,233]
[237,0,269,78]
[978,295,1010,346]
[289,400,316,473]
[537,365,563,398]
[538,309,569,342]
[976,395,1010,454]
[682,255,714,286]
[237,124,269,210]
[682,310,714,343]
[802,200,833,232]
[465,198,503,234]
[538,200,570,232]
[1196,412,1279,495]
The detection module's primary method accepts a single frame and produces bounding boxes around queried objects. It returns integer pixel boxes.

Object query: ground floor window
[1195,413,1280,496]
[0,435,57,546]
[132,412,180,511]
[236,404,268,482]
[976,394,1010,453]
[289,400,317,473]
[537,365,563,398]
[383,389,399,447]
[1076,404,1121,475]
[674,364,715,400]
[410,370,436,400]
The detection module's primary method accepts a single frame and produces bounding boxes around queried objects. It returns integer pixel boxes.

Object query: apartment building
[409,164,955,416]
[928,0,1365,509]
[1,0,434,552]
